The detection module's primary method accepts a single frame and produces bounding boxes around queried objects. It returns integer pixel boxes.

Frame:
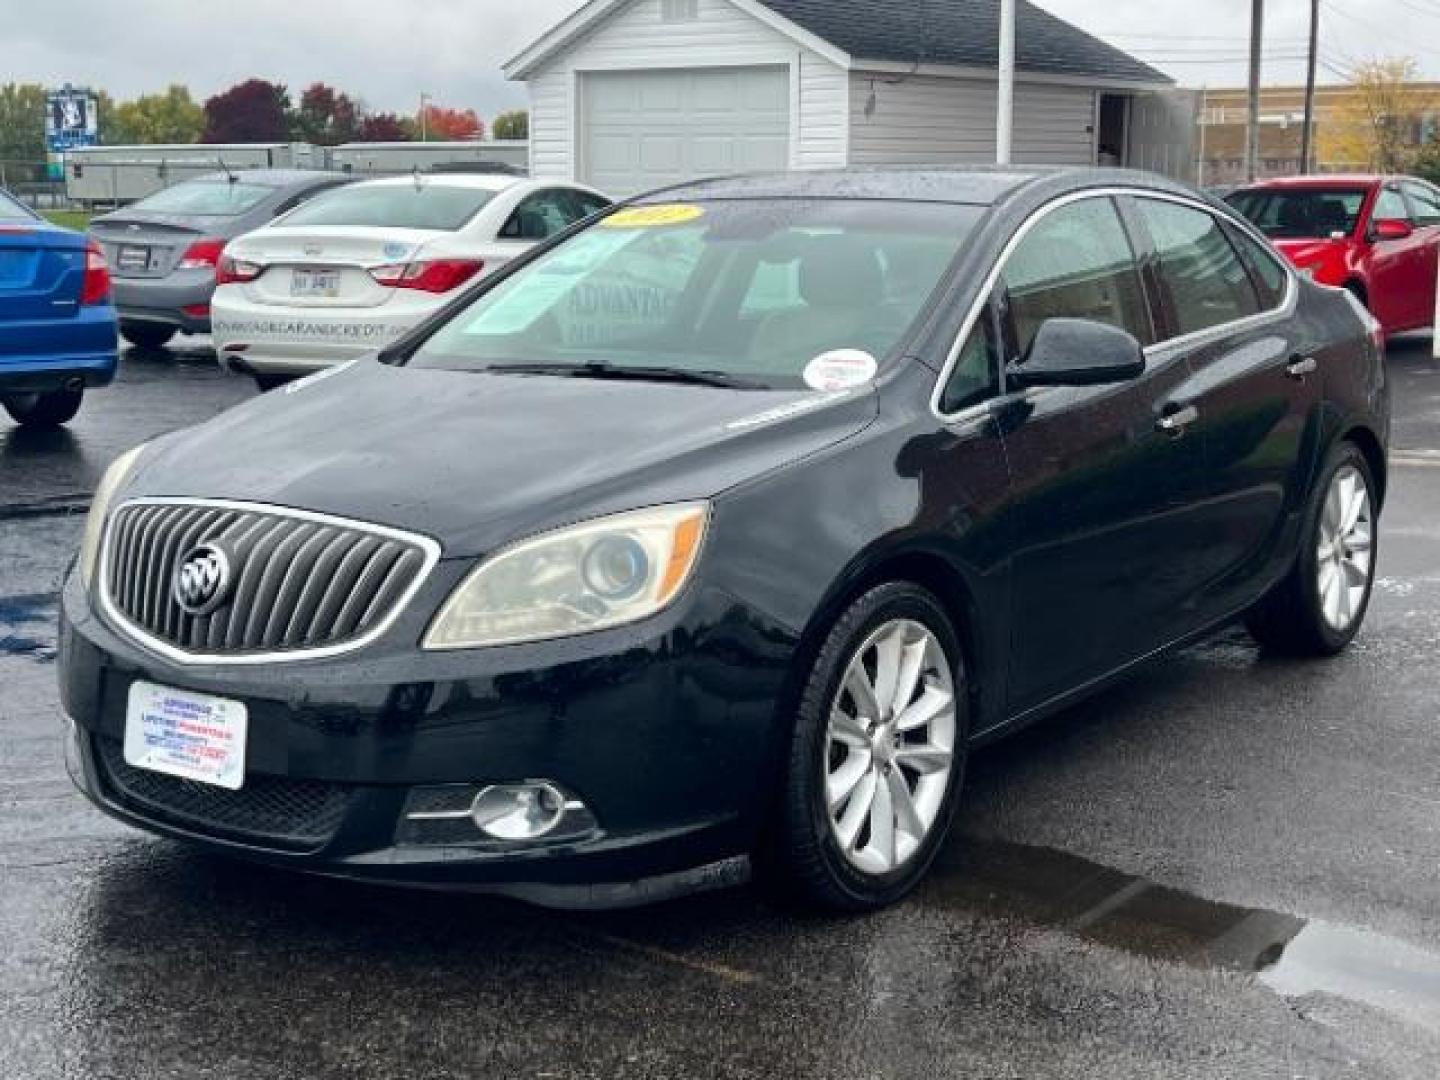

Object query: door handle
[1286,355,1318,380]
[1156,404,1199,435]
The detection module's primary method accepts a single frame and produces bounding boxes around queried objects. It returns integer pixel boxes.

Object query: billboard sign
[46,85,99,152]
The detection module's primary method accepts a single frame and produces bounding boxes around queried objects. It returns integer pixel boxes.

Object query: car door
[1126,195,1321,628]
[486,188,611,274]
[987,194,1213,714]
[1401,179,1440,328]
[1364,184,1426,330]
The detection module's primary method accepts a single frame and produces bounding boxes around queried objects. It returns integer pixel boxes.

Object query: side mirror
[1373,218,1414,241]
[1008,318,1146,390]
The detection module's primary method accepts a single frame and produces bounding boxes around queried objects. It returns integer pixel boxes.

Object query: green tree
[111,86,204,145]
[492,109,528,141]
[290,82,360,146]
[0,83,48,175]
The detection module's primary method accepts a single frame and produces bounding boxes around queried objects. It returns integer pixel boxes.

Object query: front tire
[1247,441,1378,656]
[769,582,969,912]
[2,388,84,427]
[120,322,176,350]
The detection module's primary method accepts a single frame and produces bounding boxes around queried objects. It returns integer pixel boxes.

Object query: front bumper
[112,272,215,334]
[58,567,796,906]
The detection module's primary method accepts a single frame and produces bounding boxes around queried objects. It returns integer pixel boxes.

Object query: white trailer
[65,143,323,206]
[329,141,529,176]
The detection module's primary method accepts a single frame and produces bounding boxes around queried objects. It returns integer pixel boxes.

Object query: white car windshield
[279,184,496,231]
[406,198,984,391]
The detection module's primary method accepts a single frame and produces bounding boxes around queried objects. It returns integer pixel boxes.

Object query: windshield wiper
[486,361,765,390]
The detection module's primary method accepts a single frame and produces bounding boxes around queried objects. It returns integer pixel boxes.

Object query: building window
[661,0,699,21]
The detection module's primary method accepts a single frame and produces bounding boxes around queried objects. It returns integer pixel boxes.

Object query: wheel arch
[1340,422,1388,510]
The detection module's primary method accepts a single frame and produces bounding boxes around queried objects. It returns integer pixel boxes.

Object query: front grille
[103,501,434,658]
[95,736,348,849]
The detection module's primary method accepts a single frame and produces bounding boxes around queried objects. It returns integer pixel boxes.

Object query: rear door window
[1373,187,1411,224]
[1000,196,1152,354]
[1402,181,1440,227]
[1137,199,1261,337]
[1224,223,1290,310]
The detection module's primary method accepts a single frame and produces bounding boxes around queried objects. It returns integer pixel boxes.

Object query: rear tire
[252,374,291,393]
[2,388,84,427]
[1246,441,1377,656]
[120,323,176,350]
[765,582,969,913]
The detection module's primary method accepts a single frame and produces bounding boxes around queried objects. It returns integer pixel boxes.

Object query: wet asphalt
[2,338,1439,1078]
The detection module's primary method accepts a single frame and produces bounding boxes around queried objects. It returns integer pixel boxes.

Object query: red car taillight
[81,239,111,305]
[369,258,485,293]
[176,237,227,272]
[216,254,263,285]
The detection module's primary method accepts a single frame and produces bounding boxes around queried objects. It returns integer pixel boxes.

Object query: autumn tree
[492,109,528,141]
[358,112,410,141]
[202,79,291,143]
[291,82,361,146]
[110,86,204,145]
[418,104,483,141]
[1318,58,1434,172]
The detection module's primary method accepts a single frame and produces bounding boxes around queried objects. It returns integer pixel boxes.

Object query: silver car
[89,170,349,350]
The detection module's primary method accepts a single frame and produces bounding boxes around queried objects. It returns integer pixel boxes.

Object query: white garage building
[504,0,1189,196]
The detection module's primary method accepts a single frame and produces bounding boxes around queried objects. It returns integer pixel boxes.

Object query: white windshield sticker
[462,231,640,337]
[802,349,878,392]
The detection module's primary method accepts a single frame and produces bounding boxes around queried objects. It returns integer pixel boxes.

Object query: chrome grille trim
[97,498,442,665]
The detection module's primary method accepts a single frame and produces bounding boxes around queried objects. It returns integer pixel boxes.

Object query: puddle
[928,838,1440,1033]
[0,592,59,663]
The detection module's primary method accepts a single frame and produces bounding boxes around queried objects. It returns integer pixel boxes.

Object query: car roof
[348,174,525,192]
[1233,175,1386,191]
[635,166,1200,208]
[179,169,346,188]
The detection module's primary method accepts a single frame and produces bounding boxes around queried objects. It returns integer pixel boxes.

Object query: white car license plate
[123,680,248,790]
[291,268,341,298]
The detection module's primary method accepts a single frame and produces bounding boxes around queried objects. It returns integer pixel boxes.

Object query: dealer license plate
[116,245,150,273]
[123,680,248,790]
[291,268,341,298]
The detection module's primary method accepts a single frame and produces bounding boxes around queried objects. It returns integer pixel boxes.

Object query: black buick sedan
[58,168,1389,912]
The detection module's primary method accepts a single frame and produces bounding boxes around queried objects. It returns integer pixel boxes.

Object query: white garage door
[581,67,790,196]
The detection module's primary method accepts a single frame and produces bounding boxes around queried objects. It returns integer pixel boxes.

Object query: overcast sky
[0,0,1435,118]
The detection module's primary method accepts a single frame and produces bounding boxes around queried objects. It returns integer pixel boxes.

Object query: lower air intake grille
[95,737,348,849]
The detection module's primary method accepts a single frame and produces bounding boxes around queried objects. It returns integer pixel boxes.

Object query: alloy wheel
[1316,463,1374,632]
[824,619,956,875]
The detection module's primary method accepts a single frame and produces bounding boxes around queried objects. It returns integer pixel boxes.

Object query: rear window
[278,184,496,231]
[131,180,275,217]
[0,191,34,221]
[1226,188,1367,240]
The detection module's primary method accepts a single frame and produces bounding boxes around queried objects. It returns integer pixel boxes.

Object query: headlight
[78,443,146,590]
[424,503,709,649]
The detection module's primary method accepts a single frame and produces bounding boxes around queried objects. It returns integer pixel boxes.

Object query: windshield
[0,191,34,221]
[279,183,495,231]
[1226,188,1368,240]
[406,198,984,391]
[132,179,275,217]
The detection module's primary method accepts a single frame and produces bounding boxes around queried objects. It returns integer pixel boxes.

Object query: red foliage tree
[418,104,483,141]
[358,113,410,141]
[202,79,290,143]
[293,82,360,145]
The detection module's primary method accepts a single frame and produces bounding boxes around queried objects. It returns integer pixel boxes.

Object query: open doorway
[1098,93,1130,167]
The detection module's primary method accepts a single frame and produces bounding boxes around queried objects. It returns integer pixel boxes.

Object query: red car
[1227,174,1440,336]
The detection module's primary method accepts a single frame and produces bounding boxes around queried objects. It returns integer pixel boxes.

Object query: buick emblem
[173,544,232,616]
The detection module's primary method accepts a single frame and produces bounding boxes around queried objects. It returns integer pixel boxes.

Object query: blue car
[0,189,118,427]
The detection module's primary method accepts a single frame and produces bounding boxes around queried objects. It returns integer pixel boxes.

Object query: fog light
[398,781,598,847]
[471,782,566,840]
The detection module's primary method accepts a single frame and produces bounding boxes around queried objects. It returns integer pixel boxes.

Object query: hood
[128,359,879,557]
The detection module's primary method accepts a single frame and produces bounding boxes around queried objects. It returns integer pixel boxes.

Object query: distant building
[1199,82,1440,185]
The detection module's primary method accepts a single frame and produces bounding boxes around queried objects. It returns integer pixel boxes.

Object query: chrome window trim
[931,186,1299,424]
[96,497,443,667]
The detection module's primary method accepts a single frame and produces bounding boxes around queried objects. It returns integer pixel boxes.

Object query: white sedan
[212,174,611,390]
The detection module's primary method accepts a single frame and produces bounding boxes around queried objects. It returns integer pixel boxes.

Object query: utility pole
[1246,0,1264,182]
[1300,0,1320,174]
[997,0,1016,165]
[419,92,432,142]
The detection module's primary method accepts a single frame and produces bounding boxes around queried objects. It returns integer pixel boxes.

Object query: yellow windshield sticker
[602,204,706,229]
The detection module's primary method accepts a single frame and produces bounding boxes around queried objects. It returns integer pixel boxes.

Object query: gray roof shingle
[758,0,1170,84]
